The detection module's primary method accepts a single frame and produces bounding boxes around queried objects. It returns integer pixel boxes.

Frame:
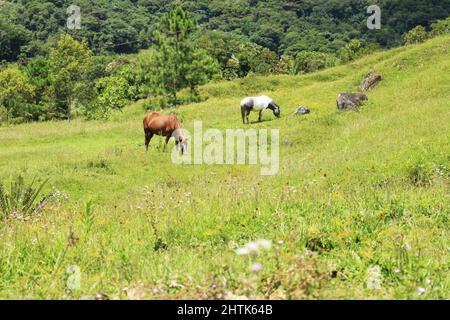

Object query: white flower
[235,239,272,256]
[246,241,260,254]
[250,263,263,273]
[256,239,272,251]
[418,287,426,296]
[236,247,250,255]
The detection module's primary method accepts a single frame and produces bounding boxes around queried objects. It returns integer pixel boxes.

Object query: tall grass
[0,176,49,221]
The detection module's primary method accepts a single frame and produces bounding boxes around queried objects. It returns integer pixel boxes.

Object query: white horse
[240,96,281,124]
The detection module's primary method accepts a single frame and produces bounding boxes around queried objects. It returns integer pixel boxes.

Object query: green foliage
[0,67,35,123]
[0,16,30,62]
[272,55,296,75]
[2,0,450,62]
[404,26,429,45]
[151,7,218,105]
[1,2,449,124]
[0,176,49,222]
[47,34,94,119]
[339,39,364,63]
[82,200,95,235]
[293,51,338,74]
[86,76,129,119]
[431,17,450,36]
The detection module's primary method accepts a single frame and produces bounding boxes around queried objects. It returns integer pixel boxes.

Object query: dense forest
[3,0,450,60]
[1,0,450,123]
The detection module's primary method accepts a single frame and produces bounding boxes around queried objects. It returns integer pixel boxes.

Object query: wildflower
[425,279,432,285]
[236,247,250,255]
[235,239,272,255]
[418,287,426,296]
[170,280,183,288]
[403,243,412,250]
[246,241,260,253]
[250,263,263,273]
[256,239,272,250]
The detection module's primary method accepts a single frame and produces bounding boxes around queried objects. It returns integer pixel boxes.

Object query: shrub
[403,26,429,45]
[293,51,337,74]
[430,17,450,37]
[339,39,364,63]
[85,76,129,119]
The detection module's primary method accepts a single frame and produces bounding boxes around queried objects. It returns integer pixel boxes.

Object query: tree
[184,49,220,96]
[339,39,364,63]
[86,76,129,119]
[249,48,278,75]
[403,26,429,45]
[47,34,93,119]
[430,17,450,37]
[151,7,218,105]
[0,17,30,62]
[0,67,34,123]
[293,51,336,74]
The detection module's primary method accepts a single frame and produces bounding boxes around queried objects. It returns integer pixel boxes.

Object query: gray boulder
[336,93,368,111]
[360,71,382,92]
[294,106,311,115]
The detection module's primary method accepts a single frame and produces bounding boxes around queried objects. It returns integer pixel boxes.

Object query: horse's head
[174,129,188,155]
[269,102,281,118]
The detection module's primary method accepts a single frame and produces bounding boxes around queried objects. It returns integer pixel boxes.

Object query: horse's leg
[145,131,153,151]
[164,134,171,151]
[258,110,263,122]
[246,110,250,124]
[241,106,246,124]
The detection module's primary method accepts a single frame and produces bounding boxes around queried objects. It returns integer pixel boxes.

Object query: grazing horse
[240,96,281,124]
[143,112,187,154]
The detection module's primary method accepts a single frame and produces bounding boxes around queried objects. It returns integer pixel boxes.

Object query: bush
[293,51,337,74]
[403,26,429,45]
[143,97,166,111]
[339,39,364,63]
[272,55,296,75]
[85,76,129,119]
[430,17,450,37]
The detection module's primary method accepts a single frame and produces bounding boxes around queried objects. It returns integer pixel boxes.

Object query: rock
[294,106,310,115]
[336,93,368,111]
[360,71,382,92]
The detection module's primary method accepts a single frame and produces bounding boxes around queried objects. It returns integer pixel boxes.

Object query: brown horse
[143,112,187,154]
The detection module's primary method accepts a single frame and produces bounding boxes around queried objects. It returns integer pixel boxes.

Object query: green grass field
[0,36,449,300]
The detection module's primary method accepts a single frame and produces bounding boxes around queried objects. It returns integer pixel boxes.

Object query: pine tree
[152,7,218,105]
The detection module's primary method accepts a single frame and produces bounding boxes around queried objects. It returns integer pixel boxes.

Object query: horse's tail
[143,116,148,131]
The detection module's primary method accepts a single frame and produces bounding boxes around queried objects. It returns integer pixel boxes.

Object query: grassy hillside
[0,36,449,299]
